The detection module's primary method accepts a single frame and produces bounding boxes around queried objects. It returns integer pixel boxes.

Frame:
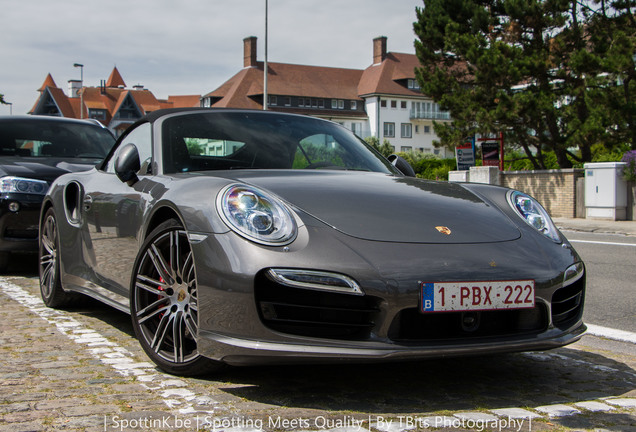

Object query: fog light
[8,201,20,212]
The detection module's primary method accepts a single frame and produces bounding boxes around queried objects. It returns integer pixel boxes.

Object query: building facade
[202,36,451,156]
[30,67,200,136]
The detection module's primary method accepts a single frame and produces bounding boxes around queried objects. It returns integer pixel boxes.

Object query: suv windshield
[161,111,395,174]
[0,119,115,159]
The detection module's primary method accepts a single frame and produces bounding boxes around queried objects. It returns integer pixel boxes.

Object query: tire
[39,208,76,308]
[130,219,222,376]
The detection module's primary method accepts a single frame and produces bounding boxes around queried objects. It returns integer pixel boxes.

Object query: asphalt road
[561,229,636,334]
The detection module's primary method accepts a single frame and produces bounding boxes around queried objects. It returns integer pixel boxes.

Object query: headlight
[508,191,561,242]
[0,176,49,195]
[217,184,297,245]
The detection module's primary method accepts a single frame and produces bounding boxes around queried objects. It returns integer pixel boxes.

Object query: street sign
[481,142,500,167]
[455,138,475,171]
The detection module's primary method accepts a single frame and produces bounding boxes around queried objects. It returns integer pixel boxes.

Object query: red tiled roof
[164,95,201,108]
[358,52,422,97]
[205,62,365,108]
[38,73,58,92]
[47,87,76,117]
[106,67,126,88]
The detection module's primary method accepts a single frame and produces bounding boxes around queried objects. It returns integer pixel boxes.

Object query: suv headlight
[508,191,561,243]
[217,184,297,245]
[0,176,49,195]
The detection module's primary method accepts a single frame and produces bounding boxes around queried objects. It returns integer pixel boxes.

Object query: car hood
[0,157,100,183]
[224,171,521,244]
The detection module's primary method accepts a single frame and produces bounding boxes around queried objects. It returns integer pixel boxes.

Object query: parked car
[39,108,586,375]
[0,115,115,270]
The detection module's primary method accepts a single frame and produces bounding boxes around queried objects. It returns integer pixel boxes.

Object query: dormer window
[408,79,421,90]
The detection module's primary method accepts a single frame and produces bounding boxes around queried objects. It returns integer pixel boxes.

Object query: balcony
[410,109,451,120]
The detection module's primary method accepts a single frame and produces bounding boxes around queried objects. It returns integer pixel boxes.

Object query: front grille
[4,228,38,240]
[551,275,585,329]
[388,305,548,343]
[254,272,381,340]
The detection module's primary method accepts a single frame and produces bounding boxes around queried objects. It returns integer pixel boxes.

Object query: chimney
[68,79,81,98]
[373,36,387,64]
[244,36,258,68]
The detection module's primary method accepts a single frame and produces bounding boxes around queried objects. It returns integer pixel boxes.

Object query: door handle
[83,194,93,212]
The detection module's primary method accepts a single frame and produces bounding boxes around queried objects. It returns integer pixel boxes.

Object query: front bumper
[199,323,587,365]
[191,225,586,365]
[0,194,44,253]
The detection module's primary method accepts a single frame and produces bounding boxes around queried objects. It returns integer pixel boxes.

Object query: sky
[1,0,424,116]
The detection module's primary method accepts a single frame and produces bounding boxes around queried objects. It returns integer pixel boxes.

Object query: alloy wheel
[39,213,58,299]
[133,228,200,364]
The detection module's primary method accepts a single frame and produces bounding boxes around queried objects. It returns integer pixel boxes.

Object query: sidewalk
[552,217,636,237]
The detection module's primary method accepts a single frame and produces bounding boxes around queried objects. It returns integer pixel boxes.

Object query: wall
[450,167,584,218]
[501,169,584,218]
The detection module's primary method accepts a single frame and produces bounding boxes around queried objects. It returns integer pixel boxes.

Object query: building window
[285,97,291,107]
[89,109,106,120]
[338,100,345,109]
[318,99,324,108]
[268,95,277,106]
[380,100,387,108]
[415,125,419,134]
[391,100,397,109]
[351,101,357,110]
[401,146,412,152]
[401,123,412,138]
[408,79,420,89]
[424,125,431,134]
[383,122,395,137]
[351,123,361,136]
[401,101,407,109]
[331,99,337,109]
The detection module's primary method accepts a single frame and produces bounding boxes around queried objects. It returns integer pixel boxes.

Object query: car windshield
[161,111,396,174]
[0,119,115,159]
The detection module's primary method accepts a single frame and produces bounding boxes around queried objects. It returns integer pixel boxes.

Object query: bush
[395,151,456,180]
[622,150,636,182]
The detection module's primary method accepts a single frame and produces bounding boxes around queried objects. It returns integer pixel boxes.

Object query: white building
[202,36,452,157]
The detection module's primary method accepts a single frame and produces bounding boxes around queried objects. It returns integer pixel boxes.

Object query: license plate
[420,280,535,313]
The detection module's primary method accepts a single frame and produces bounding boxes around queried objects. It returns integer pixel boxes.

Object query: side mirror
[115,143,141,185]
[388,154,416,177]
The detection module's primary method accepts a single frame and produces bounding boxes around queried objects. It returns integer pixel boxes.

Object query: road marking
[586,323,636,344]
[569,239,636,247]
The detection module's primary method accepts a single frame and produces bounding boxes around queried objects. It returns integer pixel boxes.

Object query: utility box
[584,162,627,220]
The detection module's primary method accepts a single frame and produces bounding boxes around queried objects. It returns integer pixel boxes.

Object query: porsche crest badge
[435,226,452,235]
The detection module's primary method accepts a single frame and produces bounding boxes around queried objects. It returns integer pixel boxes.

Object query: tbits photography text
[104,413,533,431]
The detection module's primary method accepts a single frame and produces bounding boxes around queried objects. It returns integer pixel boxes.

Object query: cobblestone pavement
[0,258,634,432]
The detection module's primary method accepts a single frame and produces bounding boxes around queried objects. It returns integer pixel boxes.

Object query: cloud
[1,0,422,115]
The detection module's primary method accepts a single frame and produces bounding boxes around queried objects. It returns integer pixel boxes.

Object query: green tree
[413,0,636,169]
[364,136,394,158]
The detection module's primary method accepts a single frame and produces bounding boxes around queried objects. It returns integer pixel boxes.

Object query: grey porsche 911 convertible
[39,108,586,375]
